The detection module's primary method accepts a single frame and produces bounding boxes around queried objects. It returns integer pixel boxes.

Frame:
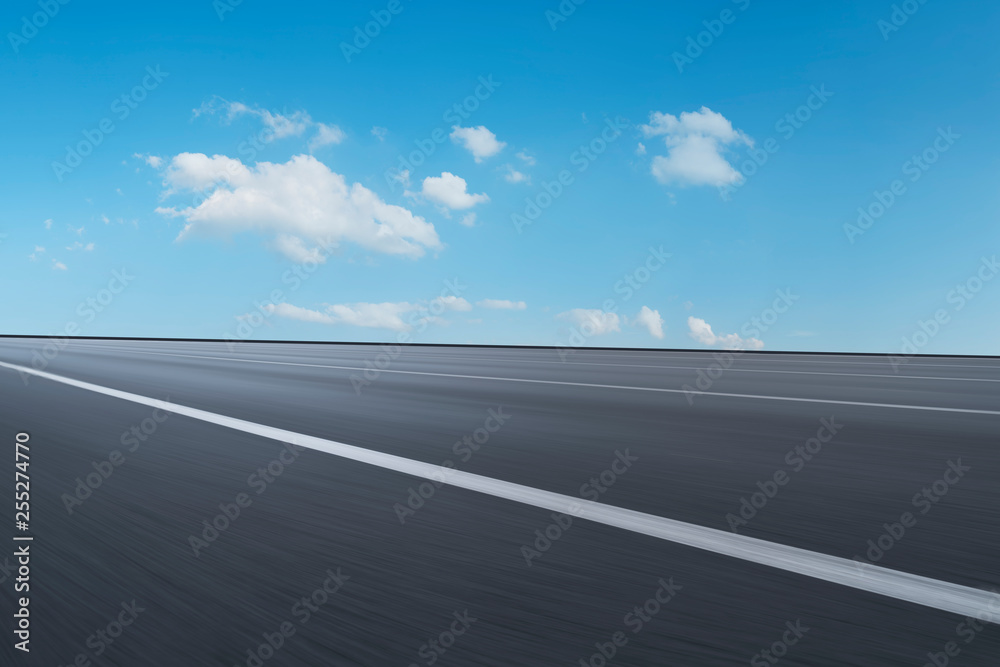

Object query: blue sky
[2,0,999,353]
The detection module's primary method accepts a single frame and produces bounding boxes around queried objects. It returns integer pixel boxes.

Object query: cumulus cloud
[43,218,52,229]
[635,142,647,156]
[28,246,45,261]
[66,242,95,251]
[421,172,489,210]
[639,107,751,187]
[153,153,441,261]
[687,316,763,350]
[557,309,621,335]
[634,306,664,339]
[478,299,526,310]
[460,213,477,227]
[450,125,506,162]
[52,259,67,271]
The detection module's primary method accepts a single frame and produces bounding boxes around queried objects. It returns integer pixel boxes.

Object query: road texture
[0,338,997,666]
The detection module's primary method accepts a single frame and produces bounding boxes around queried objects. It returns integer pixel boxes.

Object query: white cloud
[421,172,489,210]
[134,153,163,168]
[390,169,411,188]
[265,302,336,324]
[28,246,45,261]
[635,142,646,155]
[432,295,472,311]
[634,306,664,339]
[683,300,693,311]
[460,213,477,227]
[516,150,536,166]
[309,123,347,150]
[66,242,95,251]
[52,259,67,271]
[198,98,310,139]
[266,300,454,332]
[69,225,84,236]
[43,218,52,229]
[478,299,526,310]
[557,309,621,335]
[371,126,388,141]
[195,97,345,150]
[450,125,506,162]
[640,107,751,187]
[502,164,529,184]
[271,235,330,264]
[687,316,763,350]
[154,153,441,261]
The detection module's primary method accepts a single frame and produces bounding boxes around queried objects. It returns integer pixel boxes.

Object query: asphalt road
[0,338,998,666]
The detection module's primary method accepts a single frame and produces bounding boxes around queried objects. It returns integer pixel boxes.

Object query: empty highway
[0,338,997,666]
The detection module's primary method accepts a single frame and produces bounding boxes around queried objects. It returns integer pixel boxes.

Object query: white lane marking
[35,348,1000,416]
[47,341,1000,372]
[2,359,996,621]
[57,343,1000,383]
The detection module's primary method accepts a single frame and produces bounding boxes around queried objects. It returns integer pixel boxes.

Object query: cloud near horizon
[687,316,763,350]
